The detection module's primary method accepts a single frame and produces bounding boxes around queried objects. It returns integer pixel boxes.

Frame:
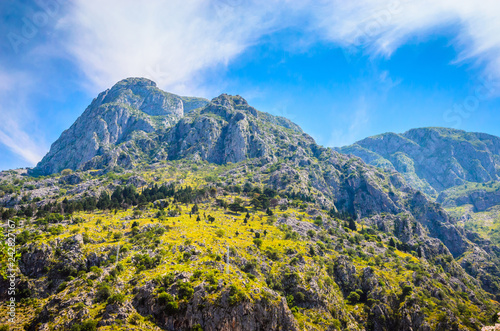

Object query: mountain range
[1,78,500,330]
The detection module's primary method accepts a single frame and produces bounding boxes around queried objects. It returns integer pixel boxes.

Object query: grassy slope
[0,162,499,330]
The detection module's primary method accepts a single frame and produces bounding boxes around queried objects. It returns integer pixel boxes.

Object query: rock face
[437,185,500,212]
[164,94,304,165]
[33,78,208,175]
[338,127,500,197]
[133,280,299,331]
[32,80,304,175]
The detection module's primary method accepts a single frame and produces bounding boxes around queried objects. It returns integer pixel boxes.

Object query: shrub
[401,284,412,298]
[108,292,126,304]
[128,312,143,325]
[295,291,305,303]
[307,230,316,238]
[264,247,280,261]
[57,281,67,292]
[61,169,73,176]
[158,291,175,305]
[253,238,263,248]
[89,266,102,275]
[74,302,85,310]
[347,291,360,304]
[183,251,192,262]
[177,281,194,300]
[191,270,203,280]
[157,273,175,288]
[134,253,159,270]
[71,319,98,331]
[215,229,225,238]
[96,284,112,302]
[228,285,245,305]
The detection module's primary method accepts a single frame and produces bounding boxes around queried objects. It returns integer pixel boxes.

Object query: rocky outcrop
[438,186,500,212]
[132,280,299,331]
[19,243,53,278]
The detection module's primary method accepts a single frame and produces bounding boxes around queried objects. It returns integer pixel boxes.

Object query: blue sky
[1,0,500,171]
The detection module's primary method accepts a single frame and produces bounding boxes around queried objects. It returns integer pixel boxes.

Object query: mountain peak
[32,79,305,175]
[211,94,249,107]
[339,127,500,195]
[113,77,157,88]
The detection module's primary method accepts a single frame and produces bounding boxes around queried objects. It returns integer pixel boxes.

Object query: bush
[57,281,68,292]
[89,266,102,275]
[134,253,160,270]
[215,229,225,238]
[71,319,98,331]
[307,230,316,238]
[96,284,112,302]
[183,251,192,262]
[157,273,175,288]
[74,302,85,310]
[108,292,126,304]
[253,238,263,248]
[158,291,180,314]
[128,312,143,325]
[264,247,280,261]
[177,281,194,301]
[228,285,245,305]
[347,291,360,304]
[295,291,306,303]
[401,284,412,298]
[61,169,73,176]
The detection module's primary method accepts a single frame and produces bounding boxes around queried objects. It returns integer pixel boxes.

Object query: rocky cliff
[33,78,209,175]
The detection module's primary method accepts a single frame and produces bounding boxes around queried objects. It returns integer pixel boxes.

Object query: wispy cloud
[56,0,500,95]
[0,118,45,165]
[57,0,284,96]
[328,98,370,147]
[0,69,47,166]
[309,0,500,81]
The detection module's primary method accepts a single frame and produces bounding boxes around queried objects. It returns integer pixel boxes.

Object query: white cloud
[328,98,370,147]
[57,0,284,96]
[57,0,500,96]
[0,69,47,166]
[308,0,500,78]
[0,118,45,165]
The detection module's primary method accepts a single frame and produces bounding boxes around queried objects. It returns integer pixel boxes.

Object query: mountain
[337,127,500,198]
[1,79,500,330]
[33,78,210,175]
[32,77,303,176]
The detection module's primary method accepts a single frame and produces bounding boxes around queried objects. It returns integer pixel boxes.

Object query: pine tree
[348,218,356,231]
[389,237,396,247]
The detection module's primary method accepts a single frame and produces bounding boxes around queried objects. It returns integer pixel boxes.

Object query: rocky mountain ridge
[337,127,500,197]
[32,78,302,176]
